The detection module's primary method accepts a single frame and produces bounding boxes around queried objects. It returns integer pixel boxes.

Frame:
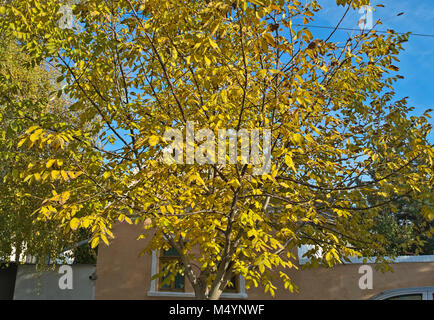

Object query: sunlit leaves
[1,0,432,299]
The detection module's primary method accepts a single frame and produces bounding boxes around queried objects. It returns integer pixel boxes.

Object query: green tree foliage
[371,193,434,256]
[0,0,432,299]
[0,34,97,265]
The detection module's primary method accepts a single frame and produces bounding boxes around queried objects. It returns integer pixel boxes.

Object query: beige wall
[95,223,434,300]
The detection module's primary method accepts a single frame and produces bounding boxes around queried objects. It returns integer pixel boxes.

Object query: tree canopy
[370,184,433,256]
[0,0,432,299]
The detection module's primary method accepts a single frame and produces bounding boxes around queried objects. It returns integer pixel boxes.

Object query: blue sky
[311,0,434,142]
[102,0,434,151]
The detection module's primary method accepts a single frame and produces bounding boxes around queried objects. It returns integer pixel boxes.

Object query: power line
[295,24,434,38]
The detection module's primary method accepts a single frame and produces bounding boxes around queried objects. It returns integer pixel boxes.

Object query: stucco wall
[13,264,96,300]
[95,223,434,300]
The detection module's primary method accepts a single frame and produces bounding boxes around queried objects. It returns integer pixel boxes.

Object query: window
[159,248,185,292]
[371,287,434,300]
[148,250,248,298]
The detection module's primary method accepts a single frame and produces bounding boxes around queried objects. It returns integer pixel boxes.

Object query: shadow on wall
[0,263,18,300]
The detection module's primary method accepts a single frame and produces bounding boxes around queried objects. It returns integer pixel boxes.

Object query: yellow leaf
[30,129,43,142]
[46,159,56,168]
[61,170,69,181]
[292,133,304,146]
[91,237,99,248]
[228,179,241,188]
[101,234,109,246]
[149,135,159,146]
[17,138,27,148]
[167,205,175,214]
[284,154,296,172]
[263,33,275,45]
[204,55,211,66]
[51,170,60,180]
[70,218,80,230]
[61,191,70,202]
[82,218,91,228]
[209,38,220,51]
[25,126,39,134]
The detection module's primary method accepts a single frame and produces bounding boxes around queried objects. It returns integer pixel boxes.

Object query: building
[94,223,434,300]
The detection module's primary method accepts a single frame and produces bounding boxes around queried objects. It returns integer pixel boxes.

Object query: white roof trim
[297,245,434,265]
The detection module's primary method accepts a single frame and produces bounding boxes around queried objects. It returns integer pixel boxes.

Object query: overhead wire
[295,24,434,38]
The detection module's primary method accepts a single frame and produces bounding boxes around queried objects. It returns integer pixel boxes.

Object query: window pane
[160,278,172,290]
[224,275,239,293]
[174,272,185,289]
[160,270,184,290]
[162,248,179,257]
[387,294,422,300]
[160,262,172,290]
[159,258,184,291]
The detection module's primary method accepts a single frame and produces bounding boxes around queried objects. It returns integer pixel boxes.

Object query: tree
[1,0,433,299]
[0,33,97,265]
[370,184,434,256]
